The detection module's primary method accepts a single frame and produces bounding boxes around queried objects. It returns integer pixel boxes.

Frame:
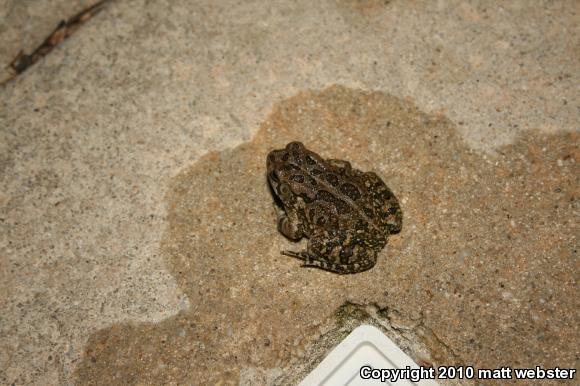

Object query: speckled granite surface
[1,1,578,385]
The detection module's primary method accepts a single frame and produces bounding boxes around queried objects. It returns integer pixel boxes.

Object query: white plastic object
[299,325,439,386]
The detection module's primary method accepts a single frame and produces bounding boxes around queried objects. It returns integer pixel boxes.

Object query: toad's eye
[279,183,291,196]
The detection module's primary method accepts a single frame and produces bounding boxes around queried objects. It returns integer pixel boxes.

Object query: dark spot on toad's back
[340,183,361,201]
[324,173,340,186]
[292,175,305,183]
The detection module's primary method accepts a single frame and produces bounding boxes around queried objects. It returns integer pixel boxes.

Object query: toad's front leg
[273,201,304,241]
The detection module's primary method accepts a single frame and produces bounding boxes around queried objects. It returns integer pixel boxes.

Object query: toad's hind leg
[364,171,403,234]
[282,240,377,274]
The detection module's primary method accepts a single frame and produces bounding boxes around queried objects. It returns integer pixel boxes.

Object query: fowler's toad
[266,142,402,274]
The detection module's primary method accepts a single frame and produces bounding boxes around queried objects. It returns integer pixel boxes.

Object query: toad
[266,142,402,274]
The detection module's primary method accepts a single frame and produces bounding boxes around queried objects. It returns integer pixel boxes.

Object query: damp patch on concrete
[74,85,578,385]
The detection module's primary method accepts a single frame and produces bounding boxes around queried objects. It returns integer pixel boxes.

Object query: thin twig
[2,0,112,85]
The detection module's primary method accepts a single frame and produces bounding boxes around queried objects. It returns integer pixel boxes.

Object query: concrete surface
[0,0,578,385]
